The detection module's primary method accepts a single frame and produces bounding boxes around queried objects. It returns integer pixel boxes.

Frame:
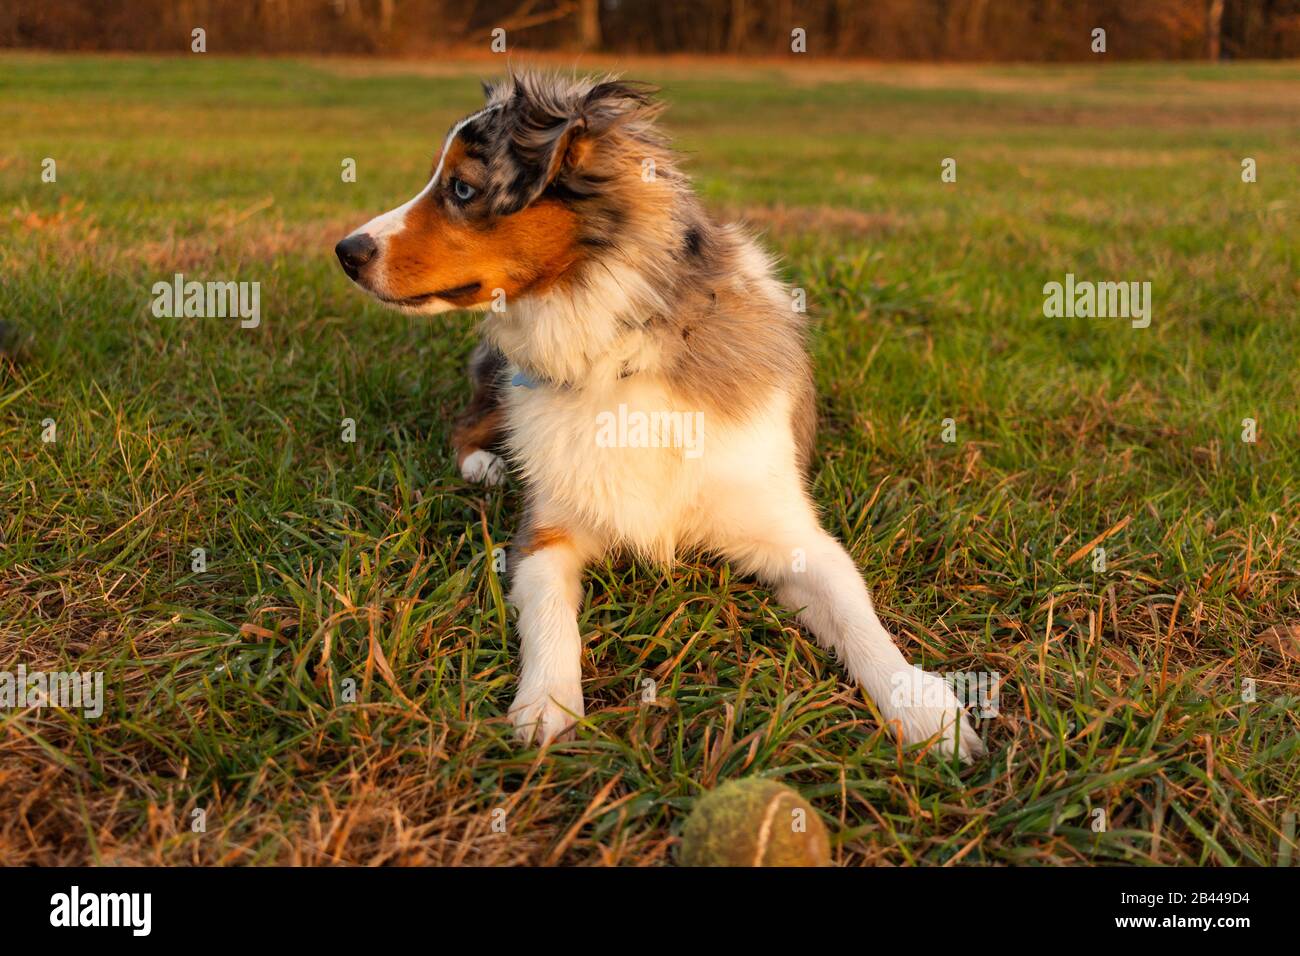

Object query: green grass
[1,52,1298,865]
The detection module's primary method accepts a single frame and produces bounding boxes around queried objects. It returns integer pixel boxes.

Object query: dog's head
[335,72,665,315]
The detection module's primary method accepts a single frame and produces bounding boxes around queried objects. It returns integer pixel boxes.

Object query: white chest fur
[504,374,800,562]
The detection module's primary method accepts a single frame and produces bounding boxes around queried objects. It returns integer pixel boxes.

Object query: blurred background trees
[2,0,1297,59]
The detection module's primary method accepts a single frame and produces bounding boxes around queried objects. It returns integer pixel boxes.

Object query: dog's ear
[578,80,660,139]
[495,74,660,213]
[561,80,660,173]
[503,74,585,196]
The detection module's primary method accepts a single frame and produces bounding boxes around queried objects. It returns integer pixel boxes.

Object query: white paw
[460,449,505,486]
[886,667,985,763]
[508,681,584,746]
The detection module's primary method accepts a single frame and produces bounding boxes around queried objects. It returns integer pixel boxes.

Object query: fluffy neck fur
[481,142,692,388]
[478,73,811,466]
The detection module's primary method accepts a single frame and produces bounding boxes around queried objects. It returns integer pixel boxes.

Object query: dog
[335,72,983,761]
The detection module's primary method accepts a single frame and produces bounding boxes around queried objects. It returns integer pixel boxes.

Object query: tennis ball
[680,778,830,867]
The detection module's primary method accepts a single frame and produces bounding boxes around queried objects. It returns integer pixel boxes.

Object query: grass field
[1,52,1298,866]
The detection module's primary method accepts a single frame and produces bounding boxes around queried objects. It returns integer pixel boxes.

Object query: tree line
[3,0,1297,59]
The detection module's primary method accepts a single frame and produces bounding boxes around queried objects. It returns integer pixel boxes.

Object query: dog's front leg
[783,528,983,761]
[731,518,984,762]
[507,529,593,745]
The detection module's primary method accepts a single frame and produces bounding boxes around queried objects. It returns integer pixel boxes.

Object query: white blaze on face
[346,105,501,249]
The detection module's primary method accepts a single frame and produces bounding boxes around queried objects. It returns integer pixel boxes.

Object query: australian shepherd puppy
[336,72,982,761]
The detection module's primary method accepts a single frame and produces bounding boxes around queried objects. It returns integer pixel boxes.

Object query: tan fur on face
[382,140,583,307]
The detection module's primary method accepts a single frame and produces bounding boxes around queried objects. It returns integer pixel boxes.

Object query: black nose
[335,233,377,278]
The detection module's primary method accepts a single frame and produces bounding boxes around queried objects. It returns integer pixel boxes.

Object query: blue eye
[451,178,477,202]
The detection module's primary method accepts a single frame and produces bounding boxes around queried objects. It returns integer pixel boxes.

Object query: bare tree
[1206,0,1225,60]
[6,0,1300,61]
[728,0,747,52]
[578,0,600,49]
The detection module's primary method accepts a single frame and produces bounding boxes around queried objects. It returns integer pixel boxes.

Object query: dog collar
[509,364,635,390]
